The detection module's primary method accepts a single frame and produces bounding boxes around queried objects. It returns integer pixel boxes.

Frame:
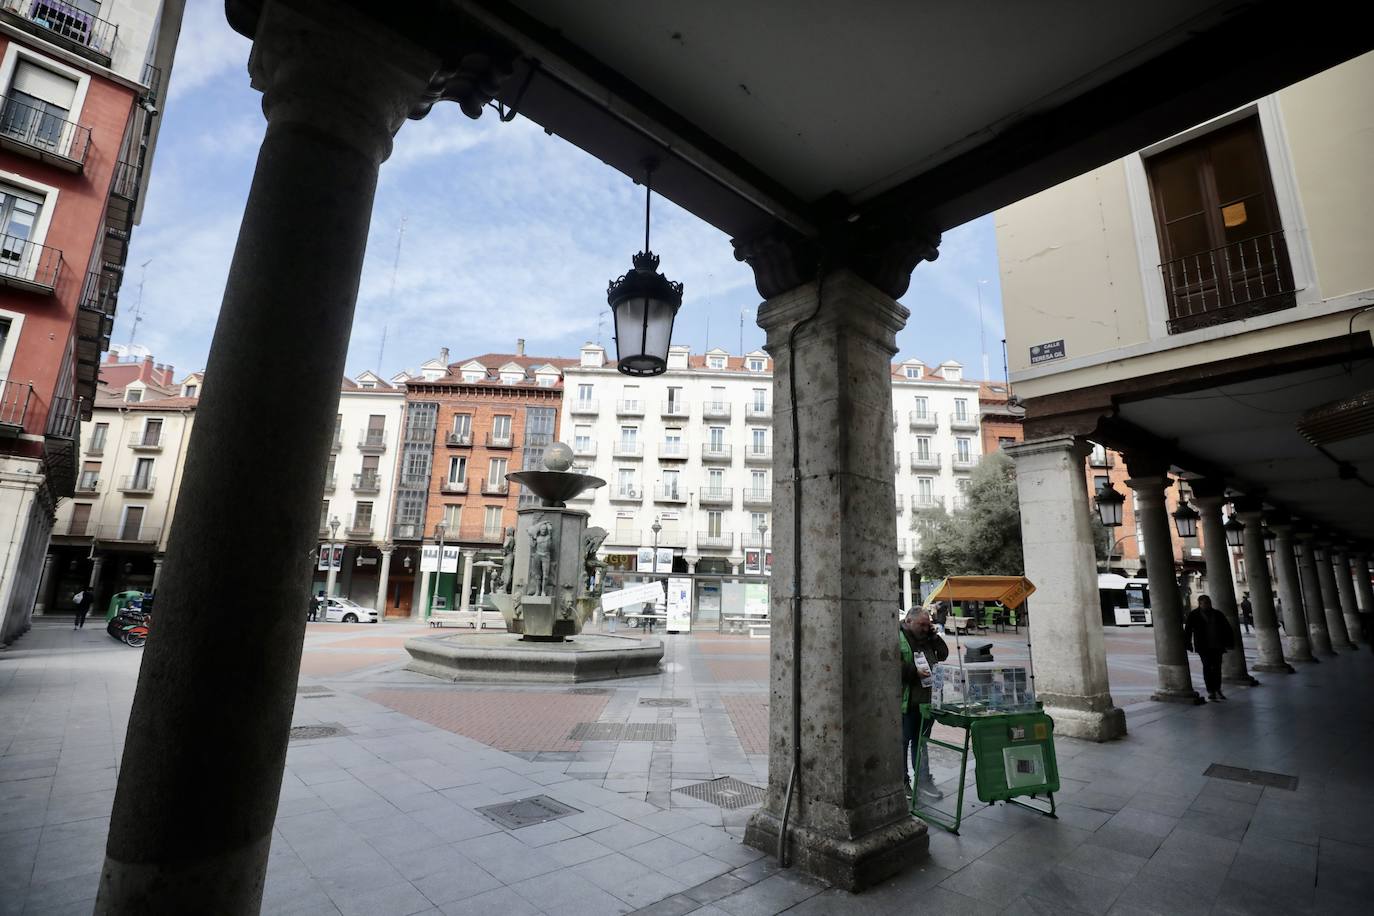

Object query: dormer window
[748,358,765,372]
[183,384,198,398]
[359,381,375,389]
[537,374,556,387]
[500,372,522,385]
[461,371,483,383]
[708,356,726,369]
[904,366,921,379]
[943,366,962,381]
[125,388,142,403]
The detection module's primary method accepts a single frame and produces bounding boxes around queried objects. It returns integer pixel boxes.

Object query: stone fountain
[404,444,664,682]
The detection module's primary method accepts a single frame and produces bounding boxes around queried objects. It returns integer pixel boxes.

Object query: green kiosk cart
[913,576,1059,834]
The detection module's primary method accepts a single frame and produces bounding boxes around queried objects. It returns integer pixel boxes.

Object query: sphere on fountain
[544,442,574,471]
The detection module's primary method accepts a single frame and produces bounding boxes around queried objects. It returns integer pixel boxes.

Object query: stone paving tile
[438,886,542,916]
[366,689,611,753]
[938,859,1027,908]
[1023,862,1129,915]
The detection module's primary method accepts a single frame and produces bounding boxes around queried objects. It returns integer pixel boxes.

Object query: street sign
[1029,339,1066,365]
[602,580,665,611]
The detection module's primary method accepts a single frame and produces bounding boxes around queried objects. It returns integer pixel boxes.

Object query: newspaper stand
[910,577,1059,834]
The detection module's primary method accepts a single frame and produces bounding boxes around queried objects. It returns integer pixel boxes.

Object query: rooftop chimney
[141,355,155,382]
[439,347,450,366]
[516,338,525,356]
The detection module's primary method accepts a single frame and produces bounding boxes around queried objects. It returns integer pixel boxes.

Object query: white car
[322,597,379,624]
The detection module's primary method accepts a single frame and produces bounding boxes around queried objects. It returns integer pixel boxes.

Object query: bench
[721,610,770,636]
[945,616,974,636]
[427,609,494,629]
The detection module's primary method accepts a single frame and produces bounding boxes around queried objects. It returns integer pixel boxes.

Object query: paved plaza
[2,617,1373,914]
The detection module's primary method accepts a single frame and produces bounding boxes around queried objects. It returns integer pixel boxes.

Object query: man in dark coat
[1239,593,1254,633]
[73,588,93,629]
[901,608,950,799]
[1184,594,1234,701]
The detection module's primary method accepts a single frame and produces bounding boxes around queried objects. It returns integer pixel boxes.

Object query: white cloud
[167,2,251,101]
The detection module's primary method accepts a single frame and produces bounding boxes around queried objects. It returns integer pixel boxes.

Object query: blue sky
[121,6,1006,382]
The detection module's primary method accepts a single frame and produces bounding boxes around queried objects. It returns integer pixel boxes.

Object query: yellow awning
[924,576,1037,610]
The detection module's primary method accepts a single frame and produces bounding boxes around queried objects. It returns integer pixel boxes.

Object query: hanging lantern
[1172,501,1199,538]
[1262,524,1276,554]
[608,160,683,377]
[1094,483,1125,528]
[1223,514,1245,548]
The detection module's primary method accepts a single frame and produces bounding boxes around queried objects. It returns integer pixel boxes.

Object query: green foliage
[912,451,1025,577]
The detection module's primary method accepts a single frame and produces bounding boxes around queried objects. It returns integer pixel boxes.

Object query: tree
[913,451,1024,577]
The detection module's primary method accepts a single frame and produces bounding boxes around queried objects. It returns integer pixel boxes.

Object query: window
[707,510,723,537]
[319,501,330,530]
[574,425,592,452]
[483,506,503,536]
[366,414,385,443]
[708,356,726,369]
[664,427,682,448]
[524,406,555,447]
[917,478,934,502]
[89,422,107,453]
[751,470,767,491]
[751,388,767,411]
[750,428,767,452]
[325,454,336,481]
[1094,474,1110,493]
[354,502,374,530]
[334,414,342,441]
[0,184,42,275]
[132,457,153,489]
[184,384,197,398]
[461,370,483,383]
[943,366,962,381]
[709,427,725,450]
[489,457,508,483]
[577,383,593,402]
[492,415,512,440]
[1147,115,1293,333]
[622,384,640,408]
[619,425,638,447]
[452,413,472,436]
[708,468,724,489]
[142,418,161,446]
[954,399,969,421]
[905,366,921,379]
[666,386,683,411]
[448,456,467,484]
[78,460,98,490]
[748,357,765,372]
[998,436,1018,449]
[750,511,767,535]
[2,60,77,150]
[121,506,144,540]
[70,502,91,536]
[662,469,680,498]
[956,438,971,462]
[536,373,555,387]
[916,437,931,461]
[617,468,636,496]
[500,370,522,385]
[124,388,141,403]
[443,504,462,530]
[709,386,725,409]
[913,396,928,418]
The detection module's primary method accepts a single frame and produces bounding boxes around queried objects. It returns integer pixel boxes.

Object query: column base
[744,801,928,892]
[1151,688,1205,704]
[1042,702,1127,742]
[1222,674,1260,686]
[97,835,270,913]
[1251,663,1295,674]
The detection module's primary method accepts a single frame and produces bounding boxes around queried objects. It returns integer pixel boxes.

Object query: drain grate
[296,685,328,693]
[476,795,582,829]
[639,698,690,708]
[568,722,676,741]
[299,694,335,699]
[1204,763,1298,791]
[675,776,766,810]
[288,724,349,741]
[568,687,612,695]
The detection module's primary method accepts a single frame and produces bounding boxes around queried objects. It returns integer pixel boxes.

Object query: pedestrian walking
[73,589,93,629]
[1240,593,1253,633]
[900,607,949,800]
[1184,594,1234,701]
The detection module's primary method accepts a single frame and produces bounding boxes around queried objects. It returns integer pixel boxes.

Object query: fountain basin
[404,632,663,683]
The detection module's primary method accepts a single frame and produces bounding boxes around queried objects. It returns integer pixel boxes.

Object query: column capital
[1124,475,1170,502]
[757,269,909,356]
[733,217,940,300]
[1188,477,1229,502]
[1230,495,1267,516]
[1005,435,1091,462]
[379,544,394,556]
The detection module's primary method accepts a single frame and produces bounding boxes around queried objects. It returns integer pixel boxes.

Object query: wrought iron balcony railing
[699,487,733,506]
[118,475,156,493]
[661,401,689,418]
[746,403,772,420]
[485,432,513,448]
[572,441,597,457]
[615,400,644,416]
[482,478,509,495]
[358,431,388,452]
[609,486,641,502]
[658,442,689,460]
[0,232,63,294]
[949,412,980,431]
[352,472,381,493]
[613,441,643,458]
[0,379,31,431]
[45,395,79,440]
[128,430,162,449]
[75,474,99,494]
[1160,229,1297,334]
[446,431,472,447]
[0,94,91,169]
[96,523,161,543]
[742,488,772,506]
[702,443,732,461]
[744,446,772,463]
[441,478,468,494]
[653,485,687,503]
[703,401,731,419]
[0,1,118,64]
[697,533,734,550]
[910,453,941,471]
[909,411,938,430]
[569,399,599,415]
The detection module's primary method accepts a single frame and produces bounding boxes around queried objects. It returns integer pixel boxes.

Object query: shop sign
[317,544,343,571]
[420,545,440,573]
[666,577,692,632]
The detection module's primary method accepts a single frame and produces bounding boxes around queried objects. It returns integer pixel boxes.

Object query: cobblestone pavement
[2,616,1372,915]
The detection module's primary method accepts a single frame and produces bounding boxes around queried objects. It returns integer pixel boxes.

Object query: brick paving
[366,688,611,753]
[703,659,770,684]
[297,651,398,677]
[720,695,769,755]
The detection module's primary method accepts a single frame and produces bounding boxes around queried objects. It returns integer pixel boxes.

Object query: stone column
[88,554,105,613]
[1124,472,1201,701]
[458,549,475,612]
[1232,500,1291,673]
[1192,483,1255,685]
[1314,542,1356,649]
[1355,552,1374,614]
[1010,436,1126,738]
[899,558,915,610]
[1331,547,1362,647]
[1296,531,1335,656]
[97,2,454,910]
[1270,522,1314,662]
[741,269,926,890]
[152,556,165,591]
[33,553,55,615]
[375,545,393,621]
[417,569,432,621]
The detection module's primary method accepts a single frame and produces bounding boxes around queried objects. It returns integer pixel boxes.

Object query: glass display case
[931,662,1036,715]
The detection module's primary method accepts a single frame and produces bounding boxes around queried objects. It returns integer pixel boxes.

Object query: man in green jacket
[901,608,949,799]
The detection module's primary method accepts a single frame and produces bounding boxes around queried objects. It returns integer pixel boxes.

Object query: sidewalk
[2,619,1372,914]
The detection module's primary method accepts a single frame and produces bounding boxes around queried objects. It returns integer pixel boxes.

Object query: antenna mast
[128,259,153,348]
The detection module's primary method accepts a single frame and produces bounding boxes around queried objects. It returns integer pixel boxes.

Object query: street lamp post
[324,515,341,600]
[1105,533,1137,576]
[649,516,663,631]
[758,519,769,574]
[432,521,447,617]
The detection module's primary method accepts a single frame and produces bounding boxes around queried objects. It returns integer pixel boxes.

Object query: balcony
[484,432,513,449]
[96,523,161,544]
[1089,451,1116,468]
[743,446,772,464]
[358,431,388,453]
[44,394,78,441]
[607,528,640,548]
[118,475,155,495]
[347,520,374,539]
[742,533,771,550]
[0,94,91,171]
[482,478,510,496]
[399,474,429,490]
[699,487,733,506]
[910,453,941,471]
[446,431,473,447]
[742,488,771,507]
[128,430,163,450]
[609,485,642,503]
[661,401,689,419]
[322,475,336,491]
[0,233,63,295]
[572,440,597,457]
[141,62,162,102]
[703,401,731,419]
[613,441,643,459]
[616,400,644,417]
[702,443,732,462]
[949,412,980,431]
[570,399,599,415]
[0,379,31,434]
[746,403,772,421]
[653,485,687,504]
[909,411,938,430]
[392,523,422,540]
[0,1,119,65]
[330,431,342,452]
[697,532,734,551]
[951,455,977,471]
[478,527,505,543]
[352,472,381,493]
[74,475,99,494]
[658,441,689,461]
[441,478,469,495]
[912,495,945,511]
[1160,229,1296,334]
[896,497,905,513]
[77,272,116,349]
[897,538,909,557]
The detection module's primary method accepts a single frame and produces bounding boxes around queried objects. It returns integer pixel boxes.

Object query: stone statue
[530,519,555,597]
[497,527,515,593]
[582,527,609,594]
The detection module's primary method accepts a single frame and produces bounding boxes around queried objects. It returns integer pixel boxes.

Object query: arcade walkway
[2,621,1371,914]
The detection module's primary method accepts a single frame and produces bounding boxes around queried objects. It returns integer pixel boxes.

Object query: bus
[1098,574,1152,626]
